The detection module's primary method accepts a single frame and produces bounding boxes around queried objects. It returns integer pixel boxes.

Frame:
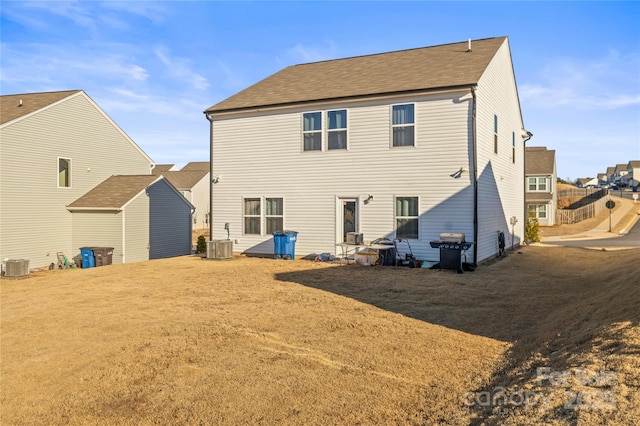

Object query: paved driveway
[541,219,640,249]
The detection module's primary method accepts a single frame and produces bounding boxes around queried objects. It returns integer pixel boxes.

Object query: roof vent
[467,38,472,52]
[18,99,23,107]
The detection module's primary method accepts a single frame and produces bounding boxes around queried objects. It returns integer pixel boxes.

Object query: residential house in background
[627,161,640,188]
[525,146,557,226]
[576,177,598,188]
[67,175,194,262]
[154,162,211,230]
[0,90,191,269]
[597,173,608,188]
[614,163,629,186]
[204,37,530,263]
[606,166,616,185]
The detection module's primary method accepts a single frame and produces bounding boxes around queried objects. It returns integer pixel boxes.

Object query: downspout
[522,130,533,240]
[471,86,478,267]
[205,112,214,243]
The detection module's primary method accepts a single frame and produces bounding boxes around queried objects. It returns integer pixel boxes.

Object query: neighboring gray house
[614,163,629,186]
[627,160,640,187]
[154,163,210,230]
[0,90,191,269]
[204,37,530,264]
[525,147,557,226]
[67,175,194,262]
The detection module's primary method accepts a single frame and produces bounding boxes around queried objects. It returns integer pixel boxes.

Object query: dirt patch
[2,246,639,424]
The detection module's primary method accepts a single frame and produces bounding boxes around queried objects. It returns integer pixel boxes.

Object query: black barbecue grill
[429,232,474,273]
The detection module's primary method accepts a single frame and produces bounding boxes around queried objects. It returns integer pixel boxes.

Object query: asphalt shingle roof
[0,90,81,125]
[206,37,507,113]
[67,175,160,210]
[525,147,555,175]
[153,164,177,173]
[159,170,209,190]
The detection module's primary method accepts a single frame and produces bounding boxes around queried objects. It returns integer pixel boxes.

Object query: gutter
[207,85,478,116]
[205,111,214,243]
[522,130,533,237]
[471,86,478,267]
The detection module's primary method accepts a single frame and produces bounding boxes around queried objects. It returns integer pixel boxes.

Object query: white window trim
[265,196,285,235]
[57,156,72,189]
[302,109,350,152]
[530,204,548,219]
[528,176,549,192]
[242,196,262,236]
[327,108,349,151]
[390,103,416,148]
[394,195,420,239]
[302,111,323,152]
[242,196,285,236]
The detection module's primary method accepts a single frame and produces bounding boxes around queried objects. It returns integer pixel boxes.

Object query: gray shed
[67,175,194,263]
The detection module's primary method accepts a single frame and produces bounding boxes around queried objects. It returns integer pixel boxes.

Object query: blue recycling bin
[79,247,95,268]
[273,231,298,260]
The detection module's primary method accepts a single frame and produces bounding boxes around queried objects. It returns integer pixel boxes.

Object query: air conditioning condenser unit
[3,259,30,277]
[206,240,233,260]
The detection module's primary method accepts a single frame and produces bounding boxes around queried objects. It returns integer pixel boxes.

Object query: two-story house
[1,90,193,269]
[614,163,629,186]
[154,162,211,230]
[627,161,640,188]
[204,37,530,264]
[525,147,557,226]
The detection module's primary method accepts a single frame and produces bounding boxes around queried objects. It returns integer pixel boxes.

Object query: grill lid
[439,232,465,242]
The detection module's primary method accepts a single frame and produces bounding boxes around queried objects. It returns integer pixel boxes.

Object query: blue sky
[1,1,639,180]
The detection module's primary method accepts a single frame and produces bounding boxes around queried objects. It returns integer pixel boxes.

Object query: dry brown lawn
[2,246,639,425]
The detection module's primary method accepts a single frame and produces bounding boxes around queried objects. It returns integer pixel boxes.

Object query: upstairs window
[327,110,347,150]
[265,198,284,234]
[302,112,322,151]
[528,177,548,192]
[58,158,71,188]
[243,198,261,235]
[395,196,419,239]
[493,115,498,154]
[392,104,415,147]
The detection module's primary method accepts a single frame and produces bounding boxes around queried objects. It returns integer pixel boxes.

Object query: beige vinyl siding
[190,174,210,229]
[0,92,153,268]
[211,92,473,261]
[123,194,150,263]
[71,211,123,264]
[474,39,525,261]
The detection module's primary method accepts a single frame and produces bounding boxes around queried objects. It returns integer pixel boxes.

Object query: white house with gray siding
[204,37,530,264]
[154,162,211,230]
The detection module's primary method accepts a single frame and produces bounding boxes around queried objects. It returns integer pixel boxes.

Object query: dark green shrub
[196,235,207,254]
